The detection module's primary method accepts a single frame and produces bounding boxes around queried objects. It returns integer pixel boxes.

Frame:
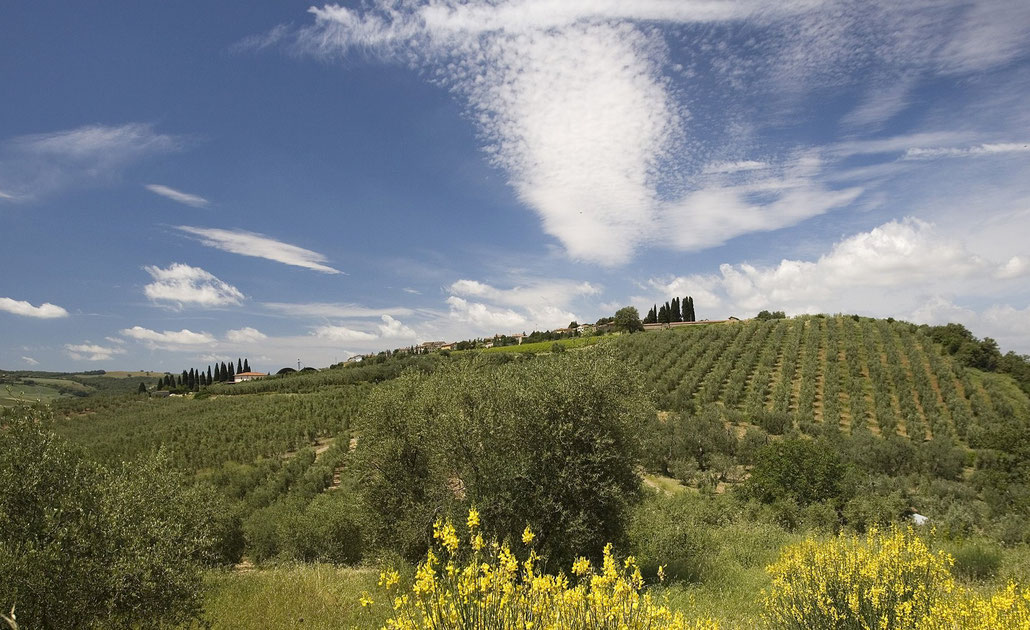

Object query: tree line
[643,296,697,324]
[154,358,251,392]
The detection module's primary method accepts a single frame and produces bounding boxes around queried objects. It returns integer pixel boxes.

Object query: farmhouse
[233,371,269,384]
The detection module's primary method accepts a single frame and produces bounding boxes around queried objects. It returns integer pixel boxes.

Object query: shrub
[763,527,955,629]
[764,527,1030,629]
[361,509,718,630]
[0,406,216,628]
[947,539,1003,581]
[627,493,713,583]
[354,349,654,566]
[740,438,855,508]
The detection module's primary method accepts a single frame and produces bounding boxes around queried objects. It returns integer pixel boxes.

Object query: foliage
[0,406,221,628]
[764,527,954,629]
[764,527,1030,630]
[53,386,368,471]
[361,510,718,630]
[627,492,713,583]
[354,350,653,566]
[741,438,856,508]
[613,306,644,333]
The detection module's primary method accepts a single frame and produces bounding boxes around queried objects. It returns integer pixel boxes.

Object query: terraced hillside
[614,315,1028,444]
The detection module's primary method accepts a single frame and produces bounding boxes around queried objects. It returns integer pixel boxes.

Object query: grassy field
[180,524,1030,630]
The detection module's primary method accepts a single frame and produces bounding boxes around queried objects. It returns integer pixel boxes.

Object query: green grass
[478,334,613,354]
[183,565,384,629]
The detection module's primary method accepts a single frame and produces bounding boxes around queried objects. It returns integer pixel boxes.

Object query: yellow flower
[467,507,480,531]
[522,525,535,545]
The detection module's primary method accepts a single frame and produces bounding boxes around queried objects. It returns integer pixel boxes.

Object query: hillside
[615,315,1029,444]
[11,314,1030,629]
[0,369,163,406]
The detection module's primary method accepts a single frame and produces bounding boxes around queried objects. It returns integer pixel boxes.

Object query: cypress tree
[237,358,243,374]
[207,365,213,384]
[243,358,250,373]
[671,297,681,322]
[228,362,235,381]
[657,304,669,324]
[687,296,696,322]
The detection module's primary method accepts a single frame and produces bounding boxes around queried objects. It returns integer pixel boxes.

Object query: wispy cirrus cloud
[143,263,244,308]
[176,226,343,274]
[0,123,183,200]
[21,356,39,366]
[903,143,1030,160]
[263,302,413,318]
[0,297,69,319]
[145,184,209,207]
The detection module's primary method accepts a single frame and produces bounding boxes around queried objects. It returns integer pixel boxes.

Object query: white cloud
[378,314,417,339]
[0,297,69,319]
[312,325,378,343]
[702,160,769,174]
[644,218,988,315]
[282,0,1030,265]
[145,184,209,207]
[262,302,412,318]
[65,343,126,362]
[143,263,244,308]
[449,278,600,309]
[0,123,182,199]
[997,256,1029,280]
[21,356,39,366]
[903,143,1030,160]
[176,226,343,274]
[121,326,217,348]
[445,296,528,330]
[225,327,268,344]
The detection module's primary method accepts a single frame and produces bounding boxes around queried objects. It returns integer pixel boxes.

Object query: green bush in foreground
[0,406,229,629]
[354,349,654,567]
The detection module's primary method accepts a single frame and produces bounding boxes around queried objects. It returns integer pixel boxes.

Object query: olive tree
[354,349,654,566]
[0,406,225,629]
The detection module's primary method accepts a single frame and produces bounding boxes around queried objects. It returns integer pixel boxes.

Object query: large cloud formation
[265,0,1030,265]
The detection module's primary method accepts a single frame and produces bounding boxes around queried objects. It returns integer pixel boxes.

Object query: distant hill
[0,370,163,405]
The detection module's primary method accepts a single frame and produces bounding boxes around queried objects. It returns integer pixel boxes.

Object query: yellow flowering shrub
[360,509,717,630]
[921,582,1030,630]
[763,527,1030,630]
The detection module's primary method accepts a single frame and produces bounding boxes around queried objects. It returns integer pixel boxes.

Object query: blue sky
[2,0,1030,371]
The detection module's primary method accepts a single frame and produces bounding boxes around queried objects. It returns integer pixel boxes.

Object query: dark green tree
[671,297,682,322]
[237,358,243,374]
[613,306,645,333]
[137,382,147,395]
[243,358,250,373]
[0,407,225,628]
[354,350,653,565]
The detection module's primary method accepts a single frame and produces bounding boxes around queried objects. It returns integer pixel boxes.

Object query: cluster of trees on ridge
[643,296,697,324]
[153,358,252,393]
